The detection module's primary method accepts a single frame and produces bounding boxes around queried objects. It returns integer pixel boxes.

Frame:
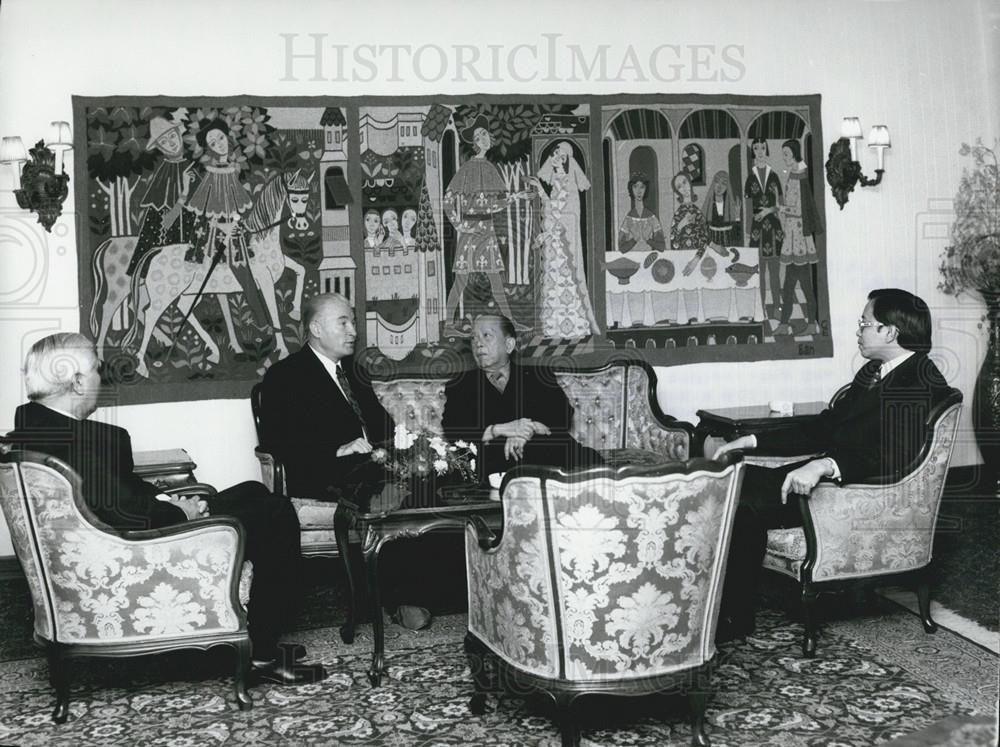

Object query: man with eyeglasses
[712,289,952,641]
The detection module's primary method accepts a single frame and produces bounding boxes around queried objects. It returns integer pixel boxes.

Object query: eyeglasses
[857,319,884,330]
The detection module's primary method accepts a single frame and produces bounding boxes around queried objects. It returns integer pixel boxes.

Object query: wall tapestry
[74,95,830,404]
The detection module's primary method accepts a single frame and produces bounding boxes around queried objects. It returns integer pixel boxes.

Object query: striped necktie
[335,364,367,428]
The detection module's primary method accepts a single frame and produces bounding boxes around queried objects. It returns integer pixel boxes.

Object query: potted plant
[939,139,1000,480]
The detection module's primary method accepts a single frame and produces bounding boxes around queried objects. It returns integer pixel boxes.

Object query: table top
[340,482,500,521]
[697,401,826,424]
[133,448,196,475]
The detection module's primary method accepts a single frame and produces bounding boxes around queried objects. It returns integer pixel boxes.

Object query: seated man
[259,292,432,630]
[713,289,953,640]
[443,314,603,477]
[5,333,324,685]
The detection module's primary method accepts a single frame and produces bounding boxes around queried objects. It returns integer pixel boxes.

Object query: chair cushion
[290,497,338,528]
[766,527,807,560]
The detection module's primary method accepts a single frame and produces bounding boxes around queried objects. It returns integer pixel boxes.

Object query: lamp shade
[868,125,891,148]
[0,136,27,163]
[840,117,863,139]
[48,121,73,147]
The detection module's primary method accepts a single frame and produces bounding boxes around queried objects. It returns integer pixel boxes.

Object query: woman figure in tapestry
[381,209,405,254]
[184,118,268,328]
[670,172,711,254]
[529,141,600,338]
[401,208,418,249]
[744,137,784,311]
[618,171,667,253]
[125,116,197,277]
[442,115,518,330]
[364,209,386,253]
[775,138,823,336]
[702,170,743,248]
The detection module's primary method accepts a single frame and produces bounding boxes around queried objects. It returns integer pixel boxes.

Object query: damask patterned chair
[464,457,745,747]
[762,389,963,657]
[0,448,253,723]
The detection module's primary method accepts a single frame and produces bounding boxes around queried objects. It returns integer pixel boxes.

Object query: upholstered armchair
[762,390,963,657]
[464,458,745,747]
[0,448,253,723]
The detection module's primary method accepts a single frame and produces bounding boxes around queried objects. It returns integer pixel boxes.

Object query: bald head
[304,293,357,361]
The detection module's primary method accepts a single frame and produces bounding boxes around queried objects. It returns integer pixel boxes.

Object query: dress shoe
[277,642,307,662]
[250,658,328,686]
[391,605,432,631]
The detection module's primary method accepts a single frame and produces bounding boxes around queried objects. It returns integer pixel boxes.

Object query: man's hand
[495,419,537,441]
[780,459,834,504]
[713,435,756,460]
[337,437,373,457]
[527,420,551,436]
[504,435,528,462]
[174,496,208,521]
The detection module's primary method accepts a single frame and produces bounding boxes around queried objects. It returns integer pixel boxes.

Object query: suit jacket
[259,347,390,499]
[5,402,186,530]
[442,362,574,446]
[753,353,951,484]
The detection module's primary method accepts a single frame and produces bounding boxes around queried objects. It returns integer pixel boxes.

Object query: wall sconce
[824,118,891,209]
[0,121,73,232]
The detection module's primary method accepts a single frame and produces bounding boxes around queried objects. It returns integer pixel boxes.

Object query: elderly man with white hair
[5,332,326,686]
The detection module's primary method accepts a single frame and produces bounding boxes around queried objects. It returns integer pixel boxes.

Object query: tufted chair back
[466,458,744,683]
[0,448,254,720]
[371,360,691,460]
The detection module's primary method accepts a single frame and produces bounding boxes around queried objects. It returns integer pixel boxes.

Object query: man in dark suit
[5,333,324,685]
[443,314,602,477]
[259,293,431,630]
[714,289,953,639]
[260,293,390,501]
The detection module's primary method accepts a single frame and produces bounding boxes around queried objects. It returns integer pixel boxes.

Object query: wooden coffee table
[333,483,501,687]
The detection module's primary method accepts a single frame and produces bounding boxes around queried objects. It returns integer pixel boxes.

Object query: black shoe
[250,658,328,686]
[277,642,307,662]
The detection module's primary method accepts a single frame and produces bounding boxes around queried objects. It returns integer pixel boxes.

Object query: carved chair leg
[554,693,580,747]
[801,584,819,658]
[688,687,712,747]
[916,572,938,634]
[233,638,253,711]
[464,634,491,715]
[46,643,70,724]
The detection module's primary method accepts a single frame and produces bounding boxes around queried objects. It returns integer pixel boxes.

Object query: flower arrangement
[938,139,1000,306]
[370,425,478,485]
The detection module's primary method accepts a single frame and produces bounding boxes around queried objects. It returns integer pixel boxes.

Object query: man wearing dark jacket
[714,289,953,639]
[6,333,323,685]
[443,314,602,477]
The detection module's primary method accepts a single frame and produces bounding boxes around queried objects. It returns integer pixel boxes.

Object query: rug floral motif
[0,604,995,747]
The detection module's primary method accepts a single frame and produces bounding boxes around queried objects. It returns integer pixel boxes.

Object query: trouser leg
[208,481,301,659]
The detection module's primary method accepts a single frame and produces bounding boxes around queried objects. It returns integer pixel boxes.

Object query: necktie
[488,370,507,393]
[335,365,367,428]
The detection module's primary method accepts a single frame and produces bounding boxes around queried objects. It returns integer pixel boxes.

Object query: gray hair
[23,333,98,401]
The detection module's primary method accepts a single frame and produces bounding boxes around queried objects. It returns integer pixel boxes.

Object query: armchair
[464,457,745,747]
[0,448,253,722]
[762,389,963,656]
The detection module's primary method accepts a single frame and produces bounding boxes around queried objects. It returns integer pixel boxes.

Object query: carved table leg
[364,531,387,687]
[334,505,357,644]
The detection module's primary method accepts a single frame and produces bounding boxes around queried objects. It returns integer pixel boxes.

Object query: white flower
[393,424,416,450]
[470,458,476,473]
[429,436,448,457]
[433,459,449,475]
[469,442,478,455]
[455,440,469,449]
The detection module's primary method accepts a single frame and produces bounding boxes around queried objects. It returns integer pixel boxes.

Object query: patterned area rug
[0,600,996,747]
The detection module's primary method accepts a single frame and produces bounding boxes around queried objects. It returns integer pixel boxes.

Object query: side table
[133,448,198,490]
[334,484,502,687]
